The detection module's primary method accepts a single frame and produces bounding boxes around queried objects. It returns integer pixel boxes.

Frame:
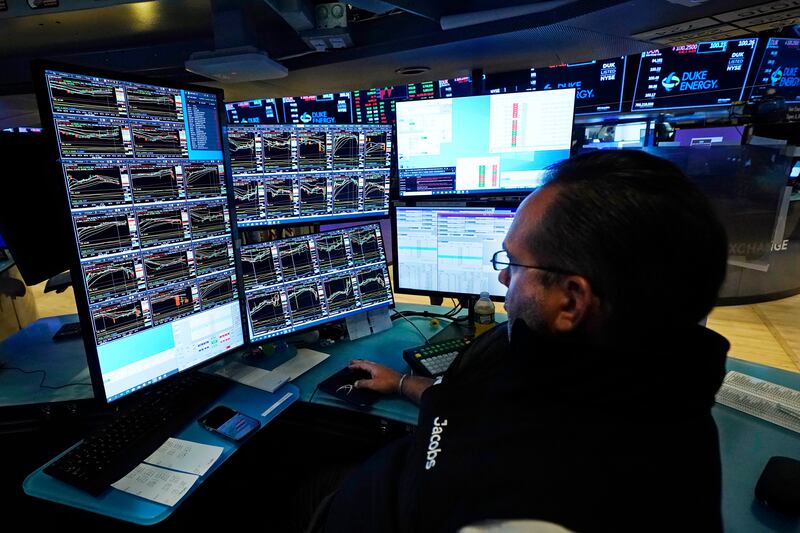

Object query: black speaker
[755,456,800,514]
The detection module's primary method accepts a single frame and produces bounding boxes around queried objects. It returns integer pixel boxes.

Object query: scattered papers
[214,349,329,393]
[144,438,223,476]
[113,438,224,506]
[112,464,198,507]
[214,361,288,393]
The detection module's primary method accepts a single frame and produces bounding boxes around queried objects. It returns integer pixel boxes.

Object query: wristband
[398,374,408,395]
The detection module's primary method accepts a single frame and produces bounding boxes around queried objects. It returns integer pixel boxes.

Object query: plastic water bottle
[473,291,495,337]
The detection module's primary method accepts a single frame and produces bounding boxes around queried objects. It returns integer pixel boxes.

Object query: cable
[0,366,92,390]
[391,310,429,344]
[10,299,22,330]
[309,383,320,403]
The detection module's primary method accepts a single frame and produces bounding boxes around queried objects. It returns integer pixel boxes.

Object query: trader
[323,150,730,532]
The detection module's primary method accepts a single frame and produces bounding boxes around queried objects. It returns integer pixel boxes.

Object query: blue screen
[396,90,574,196]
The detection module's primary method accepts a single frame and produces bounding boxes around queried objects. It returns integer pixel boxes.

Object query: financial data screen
[396,90,574,197]
[750,38,800,103]
[529,58,626,114]
[631,38,758,111]
[353,78,473,125]
[242,223,393,342]
[42,68,245,402]
[282,93,354,124]
[485,58,626,115]
[394,206,515,297]
[229,123,392,226]
[225,98,282,124]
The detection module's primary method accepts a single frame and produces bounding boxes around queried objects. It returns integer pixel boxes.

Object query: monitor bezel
[394,89,576,200]
[31,60,249,404]
[390,200,521,303]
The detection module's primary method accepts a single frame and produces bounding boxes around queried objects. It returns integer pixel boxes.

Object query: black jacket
[324,321,729,532]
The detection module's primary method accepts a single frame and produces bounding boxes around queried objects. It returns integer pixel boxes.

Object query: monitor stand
[428,297,476,344]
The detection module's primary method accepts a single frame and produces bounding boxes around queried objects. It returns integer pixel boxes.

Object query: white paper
[346,307,392,340]
[345,312,372,340]
[112,463,198,507]
[273,348,329,380]
[214,361,289,393]
[144,438,223,476]
[367,308,392,334]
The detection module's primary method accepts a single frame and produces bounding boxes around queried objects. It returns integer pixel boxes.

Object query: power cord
[0,365,92,390]
[390,310,429,344]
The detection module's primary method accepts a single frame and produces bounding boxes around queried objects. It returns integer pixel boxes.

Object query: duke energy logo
[661,72,680,92]
[771,67,783,86]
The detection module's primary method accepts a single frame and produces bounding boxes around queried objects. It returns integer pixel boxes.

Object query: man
[322,150,730,532]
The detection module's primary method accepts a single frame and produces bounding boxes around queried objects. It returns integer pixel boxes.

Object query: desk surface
[4,308,800,530]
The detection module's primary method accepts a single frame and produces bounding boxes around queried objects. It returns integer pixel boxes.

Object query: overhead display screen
[225,99,282,124]
[353,85,408,125]
[353,78,473,124]
[282,93,354,124]
[530,57,627,115]
[631,38,759,111]
[750,38,800,103]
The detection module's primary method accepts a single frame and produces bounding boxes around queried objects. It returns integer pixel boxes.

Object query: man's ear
[551,275,596,334]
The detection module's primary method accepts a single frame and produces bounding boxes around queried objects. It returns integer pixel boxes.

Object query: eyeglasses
[490,250,576,277]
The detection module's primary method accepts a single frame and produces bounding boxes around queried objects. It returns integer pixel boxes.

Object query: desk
[4,307,800,530]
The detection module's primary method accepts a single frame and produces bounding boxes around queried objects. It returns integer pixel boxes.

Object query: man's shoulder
[443,323,510,382]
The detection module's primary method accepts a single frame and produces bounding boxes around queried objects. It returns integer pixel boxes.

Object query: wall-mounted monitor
[282,93,354,124]
[751,38,800,104]
[631,38,759,111]
[396,89,575,197]
[353,78,473,124]
[529,57,627,115]
[225,98,282,124]
[242,223,393,342]
[353,85,409,125]
[228,123,392,226]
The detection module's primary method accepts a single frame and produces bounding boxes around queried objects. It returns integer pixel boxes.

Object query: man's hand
[349,359,434,405]
[349,359,401,394]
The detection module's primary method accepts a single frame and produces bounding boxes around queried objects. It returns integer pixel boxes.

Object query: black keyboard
[403,337,471,378]
[44,371,230,496]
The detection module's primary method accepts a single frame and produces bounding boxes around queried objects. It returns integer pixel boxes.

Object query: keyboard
[44,371,230,496]
[715,371,800,434]
[403,337,471,378]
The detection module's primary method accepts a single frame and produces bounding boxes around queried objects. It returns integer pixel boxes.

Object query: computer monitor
[631,38,759,111]
[225,98,282,124]
[529,57,627,115]
[750,38,800,104]
[228,123,392,226]
[486,58,626,115]
[34,63,247,403]
[352,78,474,125]
[396,89,575,197]
[613,122,648,146]
[353,85,409,124]
[241,222,394,342]
[674,126,744,146]
[282,93,354,124]
[392,204,516,299]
